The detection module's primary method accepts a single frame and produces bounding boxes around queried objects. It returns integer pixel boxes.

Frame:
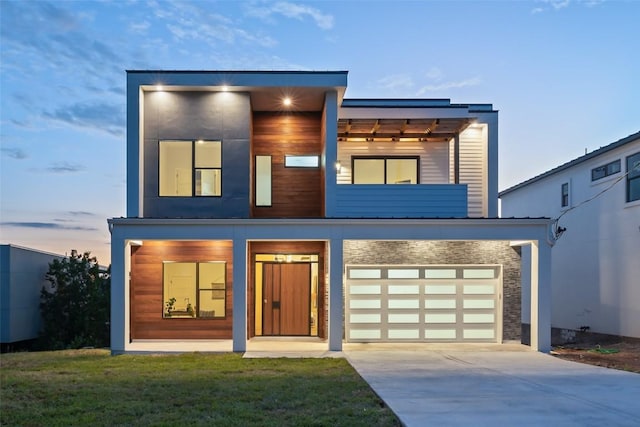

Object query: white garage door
[345,265,502,343]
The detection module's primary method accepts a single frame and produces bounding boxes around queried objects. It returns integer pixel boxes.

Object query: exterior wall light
[335,160,341,173]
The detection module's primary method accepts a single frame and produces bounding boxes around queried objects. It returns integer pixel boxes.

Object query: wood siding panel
[251,112,323,218]
[130,241,233,340]
[248,241,326,339]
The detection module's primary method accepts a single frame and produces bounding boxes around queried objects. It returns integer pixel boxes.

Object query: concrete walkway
[345,345,640,427]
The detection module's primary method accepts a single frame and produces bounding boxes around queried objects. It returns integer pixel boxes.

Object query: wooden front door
[262,263,311,336]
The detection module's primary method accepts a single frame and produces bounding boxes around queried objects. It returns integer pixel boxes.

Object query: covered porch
[109,218,552,354]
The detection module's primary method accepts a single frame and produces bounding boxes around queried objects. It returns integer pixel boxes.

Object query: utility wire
[551,160,640,241]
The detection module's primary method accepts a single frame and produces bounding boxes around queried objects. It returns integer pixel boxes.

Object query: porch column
[232,235,247,352]
[328,237,343,351]
[453,135,460,184]
[110,233,128,355]
[530,240,552,352]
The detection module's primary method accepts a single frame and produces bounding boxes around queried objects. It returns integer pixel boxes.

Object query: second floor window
[591,159,621,181]
[627,152,640,202]
[159,140,221,197]
[561,182,569,207]
[352,156,419,184]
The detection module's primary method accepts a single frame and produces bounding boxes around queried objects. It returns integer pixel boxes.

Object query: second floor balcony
[327,183,468,218]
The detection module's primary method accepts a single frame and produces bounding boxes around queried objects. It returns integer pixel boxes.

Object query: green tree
[39,250,110,350]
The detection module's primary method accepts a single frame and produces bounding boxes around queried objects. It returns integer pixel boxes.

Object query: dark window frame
[162,261,227,320]
[591,159,621,181]
[158,140,222,197]
[561,182,569,207]
[351,156,421,184]
[626,152,640,203]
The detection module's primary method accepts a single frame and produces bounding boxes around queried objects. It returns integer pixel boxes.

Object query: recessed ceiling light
[221,85,229,92]
[283,97,292,106]
[155,85,163,91]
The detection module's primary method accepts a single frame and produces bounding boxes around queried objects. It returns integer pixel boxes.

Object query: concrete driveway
[345,344,640,427]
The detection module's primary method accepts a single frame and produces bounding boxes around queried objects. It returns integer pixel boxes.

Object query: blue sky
[1,0,639,264]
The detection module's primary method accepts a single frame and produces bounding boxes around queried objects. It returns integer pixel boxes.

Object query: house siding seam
[343,240,522,341]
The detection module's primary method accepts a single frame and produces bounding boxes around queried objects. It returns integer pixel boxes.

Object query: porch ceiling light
[283,97,292,107]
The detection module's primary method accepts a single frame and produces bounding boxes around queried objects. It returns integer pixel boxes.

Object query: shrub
[39,250,110,349]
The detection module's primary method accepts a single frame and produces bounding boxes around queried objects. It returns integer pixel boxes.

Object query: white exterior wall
[501,138,640,338]
[459,124,489,218]
[0,245,63,343]
[337,140,450,185]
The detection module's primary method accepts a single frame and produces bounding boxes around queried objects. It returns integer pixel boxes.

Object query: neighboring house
[500,131,640,339]
[0,244,63,350]
[109,70,552,354]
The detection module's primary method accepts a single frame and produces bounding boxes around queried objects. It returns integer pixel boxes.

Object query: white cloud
[129,20,150,34]
[376,74,414,91]
[247,1,334,30]
[154,2,277,48]
[550,0,571,10]
[424,67,444,81]
[531,0,603,14]
[417,77,482,95]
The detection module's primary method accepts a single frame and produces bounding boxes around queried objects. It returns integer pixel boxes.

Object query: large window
[352,157,419,184]
[591,160,621,181]
[163,261,226,318]
[159,140,221,196]
[627,152,640,202]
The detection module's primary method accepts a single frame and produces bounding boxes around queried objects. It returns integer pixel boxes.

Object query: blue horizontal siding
[327,184,468,218]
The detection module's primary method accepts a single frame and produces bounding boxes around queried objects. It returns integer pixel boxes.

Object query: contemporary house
[0,244,63,350]
[501,131,640,340]
[109,70,553,355]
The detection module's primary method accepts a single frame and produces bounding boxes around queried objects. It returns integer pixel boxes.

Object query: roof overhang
[108,217,551,243]
[337,118,473,142]
[129,70,348,112]
[337,100,495,142]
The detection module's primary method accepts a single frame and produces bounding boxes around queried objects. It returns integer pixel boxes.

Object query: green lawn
[0,350,400,427]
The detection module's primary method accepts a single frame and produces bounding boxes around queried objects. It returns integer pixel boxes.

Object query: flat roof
[342,98,495,111]
[500,130,640,197]
[126,70,348,75]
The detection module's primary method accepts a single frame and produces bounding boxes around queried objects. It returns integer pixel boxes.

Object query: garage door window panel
[346,265,501,343]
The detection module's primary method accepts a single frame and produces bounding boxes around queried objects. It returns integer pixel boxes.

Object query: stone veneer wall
[343,240,522,341]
